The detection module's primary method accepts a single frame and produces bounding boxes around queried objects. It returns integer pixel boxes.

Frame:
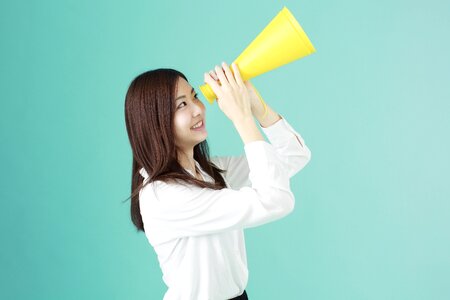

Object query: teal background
[1,0,449,299]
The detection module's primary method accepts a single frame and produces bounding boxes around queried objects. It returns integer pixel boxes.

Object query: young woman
[124,62,311,300]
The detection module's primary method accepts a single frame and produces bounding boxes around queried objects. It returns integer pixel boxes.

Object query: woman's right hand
[203,62,253,124]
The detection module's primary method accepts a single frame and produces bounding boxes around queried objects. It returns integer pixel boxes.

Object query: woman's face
[173,77,207,152]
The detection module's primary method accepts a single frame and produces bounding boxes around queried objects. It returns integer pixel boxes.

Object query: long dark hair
[124,68,227,232]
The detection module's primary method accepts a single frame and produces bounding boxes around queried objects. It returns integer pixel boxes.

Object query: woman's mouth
[191,120,205,131]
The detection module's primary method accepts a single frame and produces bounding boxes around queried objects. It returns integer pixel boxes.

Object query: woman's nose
[192,101,204,116]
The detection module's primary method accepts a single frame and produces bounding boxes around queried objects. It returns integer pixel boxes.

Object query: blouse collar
[139,160,204,180]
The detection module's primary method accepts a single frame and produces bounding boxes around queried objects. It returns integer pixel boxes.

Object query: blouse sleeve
[261,115,312,177]
[210,155,251,189]
[139,141,295,246]
[210,115,311,189]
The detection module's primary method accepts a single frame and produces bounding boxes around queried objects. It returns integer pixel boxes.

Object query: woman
[124,62,311,300]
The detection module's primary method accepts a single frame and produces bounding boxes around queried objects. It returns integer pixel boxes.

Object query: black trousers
[228,290,248,300]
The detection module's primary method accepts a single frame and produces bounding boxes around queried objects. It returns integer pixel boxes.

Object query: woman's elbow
[288,153,311,176]
[278,190,295,216]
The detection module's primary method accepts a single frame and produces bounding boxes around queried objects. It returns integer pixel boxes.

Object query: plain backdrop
[1,0,449,299]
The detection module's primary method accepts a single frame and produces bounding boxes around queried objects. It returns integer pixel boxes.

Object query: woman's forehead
[176,78,194,96]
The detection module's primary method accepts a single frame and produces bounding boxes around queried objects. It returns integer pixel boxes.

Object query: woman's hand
[205,65,267,120]
[204,62,253,124]
[245,81,267,120]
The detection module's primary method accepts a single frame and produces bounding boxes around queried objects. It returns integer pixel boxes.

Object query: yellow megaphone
[200,6,316,104]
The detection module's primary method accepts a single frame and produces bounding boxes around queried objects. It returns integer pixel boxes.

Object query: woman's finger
[209,71,219,81]
[209,70,218,81]
[231,62,245,87]
[204,72,222,97]
[222,62,238,89]
[214,65,229,89]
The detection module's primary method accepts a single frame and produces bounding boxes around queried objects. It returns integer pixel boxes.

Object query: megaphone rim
[280,6,316,54]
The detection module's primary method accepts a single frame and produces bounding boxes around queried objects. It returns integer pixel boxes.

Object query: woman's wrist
[244,81,281,128]
[257,105,282,128]
[233,117,265,145]
[250,86,267,119]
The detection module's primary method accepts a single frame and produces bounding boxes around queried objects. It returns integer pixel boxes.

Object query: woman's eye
[177,94,200,109]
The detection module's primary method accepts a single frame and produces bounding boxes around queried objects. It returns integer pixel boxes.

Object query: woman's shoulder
[210,154,246,169]
[139,178,198,208]
[140,176,201,197]
[210,155,228,170]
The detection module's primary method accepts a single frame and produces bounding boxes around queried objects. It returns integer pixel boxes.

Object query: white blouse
[139,116,311,300]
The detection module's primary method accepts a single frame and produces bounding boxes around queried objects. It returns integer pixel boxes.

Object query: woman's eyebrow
[175,88,195,101]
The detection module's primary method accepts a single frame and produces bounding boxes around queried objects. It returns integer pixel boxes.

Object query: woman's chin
[195,134,208,144]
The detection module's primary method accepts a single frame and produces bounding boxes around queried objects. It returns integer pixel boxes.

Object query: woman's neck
[177,149,197,175]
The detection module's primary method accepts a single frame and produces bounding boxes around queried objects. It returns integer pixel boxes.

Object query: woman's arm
[204,62,266,145]
[140,141,294,245]
[258,106,282,129]
[211,113,311,188]
[203,61,309,204]
[245,81,311,175]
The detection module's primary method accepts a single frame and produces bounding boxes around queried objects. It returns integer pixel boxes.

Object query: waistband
[228,290,248,300]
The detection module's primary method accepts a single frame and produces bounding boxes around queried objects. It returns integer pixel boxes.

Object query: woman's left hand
[207,69,266,119]
[244,81,266,119]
